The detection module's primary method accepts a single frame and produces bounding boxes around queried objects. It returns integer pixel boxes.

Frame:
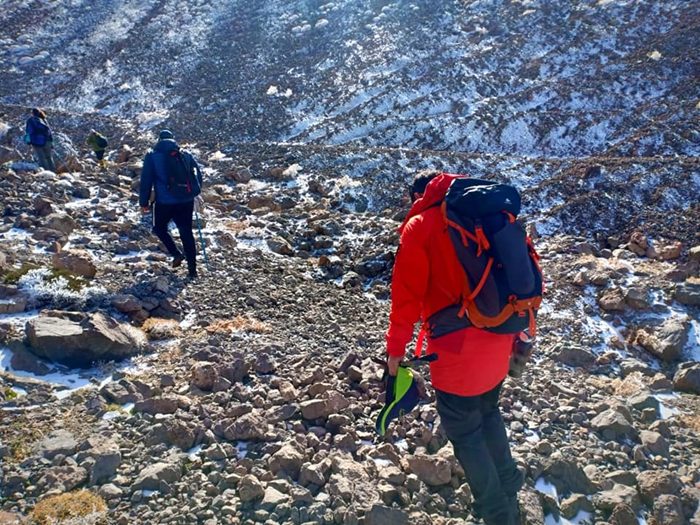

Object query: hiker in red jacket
[386,171,529,525]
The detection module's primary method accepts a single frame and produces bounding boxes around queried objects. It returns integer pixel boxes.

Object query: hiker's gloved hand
[387,355,402,377]
[194,196,204,214]
[140,206,151,214]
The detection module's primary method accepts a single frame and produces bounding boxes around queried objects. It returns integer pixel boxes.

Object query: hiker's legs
[480,383,523,513]
[152,203,182,258]
[43,145,56,172]
[436,388,515,525]
[171,201,197,275]
[95,150,105,161]
[33,145,54,171]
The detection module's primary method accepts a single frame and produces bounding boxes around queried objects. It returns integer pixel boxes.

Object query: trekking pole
[52,150,74,176]
[194,210,210,271]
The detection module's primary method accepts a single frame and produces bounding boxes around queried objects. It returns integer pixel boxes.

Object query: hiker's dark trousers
[33,144,56,172]
[436,382,523,525]
[153,201,196,274]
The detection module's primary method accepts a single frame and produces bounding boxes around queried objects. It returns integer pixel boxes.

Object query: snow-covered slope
[1,0,698,156]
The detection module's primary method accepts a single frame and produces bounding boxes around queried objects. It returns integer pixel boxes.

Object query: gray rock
[552,344,596,367]
[223,412,271,441]
[46,212,78,235]
[637,470,681,506]
[76,436,121,485]
[191,361,218,391]
[0,285,28,315]
[300,391,351,420]
[518,487,545,525]
[38,429,78,459]
[401,454,451,487]
[238,474,264,502]
[260,486,290,511]
[674,282,700,306]
[131,462,182,492]
[111,294,143,313]
[364,505,409,525]
[628,392,660,413]
[674,363,700,394]
[593,484,641,512]
[541,457,596,495]
[26,310,143,368]
[652,494,685,525]
[37,465,88,493]
[267,236,294,256]
[9,344,53,376]
[134,396,180,415]
[637,318,689,361]
[640,430,669,457]
[591,407,637,439]
[52,250,96,278]
[268,442,305,479]
[609,503,639,525]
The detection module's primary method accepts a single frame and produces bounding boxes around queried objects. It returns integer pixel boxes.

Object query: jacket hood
[153,138,179,153]
[399,173,466,232]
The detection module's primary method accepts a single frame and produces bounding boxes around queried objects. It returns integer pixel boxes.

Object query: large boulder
[674,363,700,394]
[674,282,700,306]
[52,250,97,278]
[637,470,681,506]
[76,436,122,485]
[26,310,143,368]
[45,213,78,235]
[591,407,637,439]
[636,318,689,362]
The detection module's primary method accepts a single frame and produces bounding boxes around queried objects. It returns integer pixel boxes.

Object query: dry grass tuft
[224,220,249,233]
[207,315,272,334]
[31,490,107,525]
[678,414,700,433]
[610,372,647,397]
[142,318,182,341]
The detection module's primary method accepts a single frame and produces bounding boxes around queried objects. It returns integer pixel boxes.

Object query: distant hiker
[24,108,56,172]
[86,129,108,168]
[385,171,543,525]
[139,130,203,279]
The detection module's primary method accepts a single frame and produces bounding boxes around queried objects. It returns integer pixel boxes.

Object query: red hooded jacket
[386,174,514,397]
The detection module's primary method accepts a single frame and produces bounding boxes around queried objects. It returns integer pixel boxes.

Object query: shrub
[30,490,107,525]
[141,318,182,340]
[2,263,40,284]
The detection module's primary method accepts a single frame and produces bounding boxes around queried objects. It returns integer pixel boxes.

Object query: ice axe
[53,149,74,176]
[195,210,210,271]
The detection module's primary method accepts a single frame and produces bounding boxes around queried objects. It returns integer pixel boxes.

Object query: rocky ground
[0,106,698,525]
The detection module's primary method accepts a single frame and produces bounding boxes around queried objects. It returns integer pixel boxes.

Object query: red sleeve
[385,216,430,357]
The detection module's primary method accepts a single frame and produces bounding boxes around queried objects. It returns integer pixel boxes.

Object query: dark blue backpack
[425,178,544,340]
[163,148,201,199]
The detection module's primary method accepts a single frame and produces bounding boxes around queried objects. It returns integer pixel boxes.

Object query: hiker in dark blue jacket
[24,108,56,172]
[139,130,203,279]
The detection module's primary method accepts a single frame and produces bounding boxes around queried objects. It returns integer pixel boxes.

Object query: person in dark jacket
[139,130,203,279]
[24,108,56,171]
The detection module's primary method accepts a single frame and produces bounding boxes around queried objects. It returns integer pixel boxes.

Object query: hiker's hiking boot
[187,271,198,281]
[172,255,185,268]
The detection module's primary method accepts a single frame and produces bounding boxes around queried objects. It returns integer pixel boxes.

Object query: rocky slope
[0,0,699,524]
[1,0,698,156]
